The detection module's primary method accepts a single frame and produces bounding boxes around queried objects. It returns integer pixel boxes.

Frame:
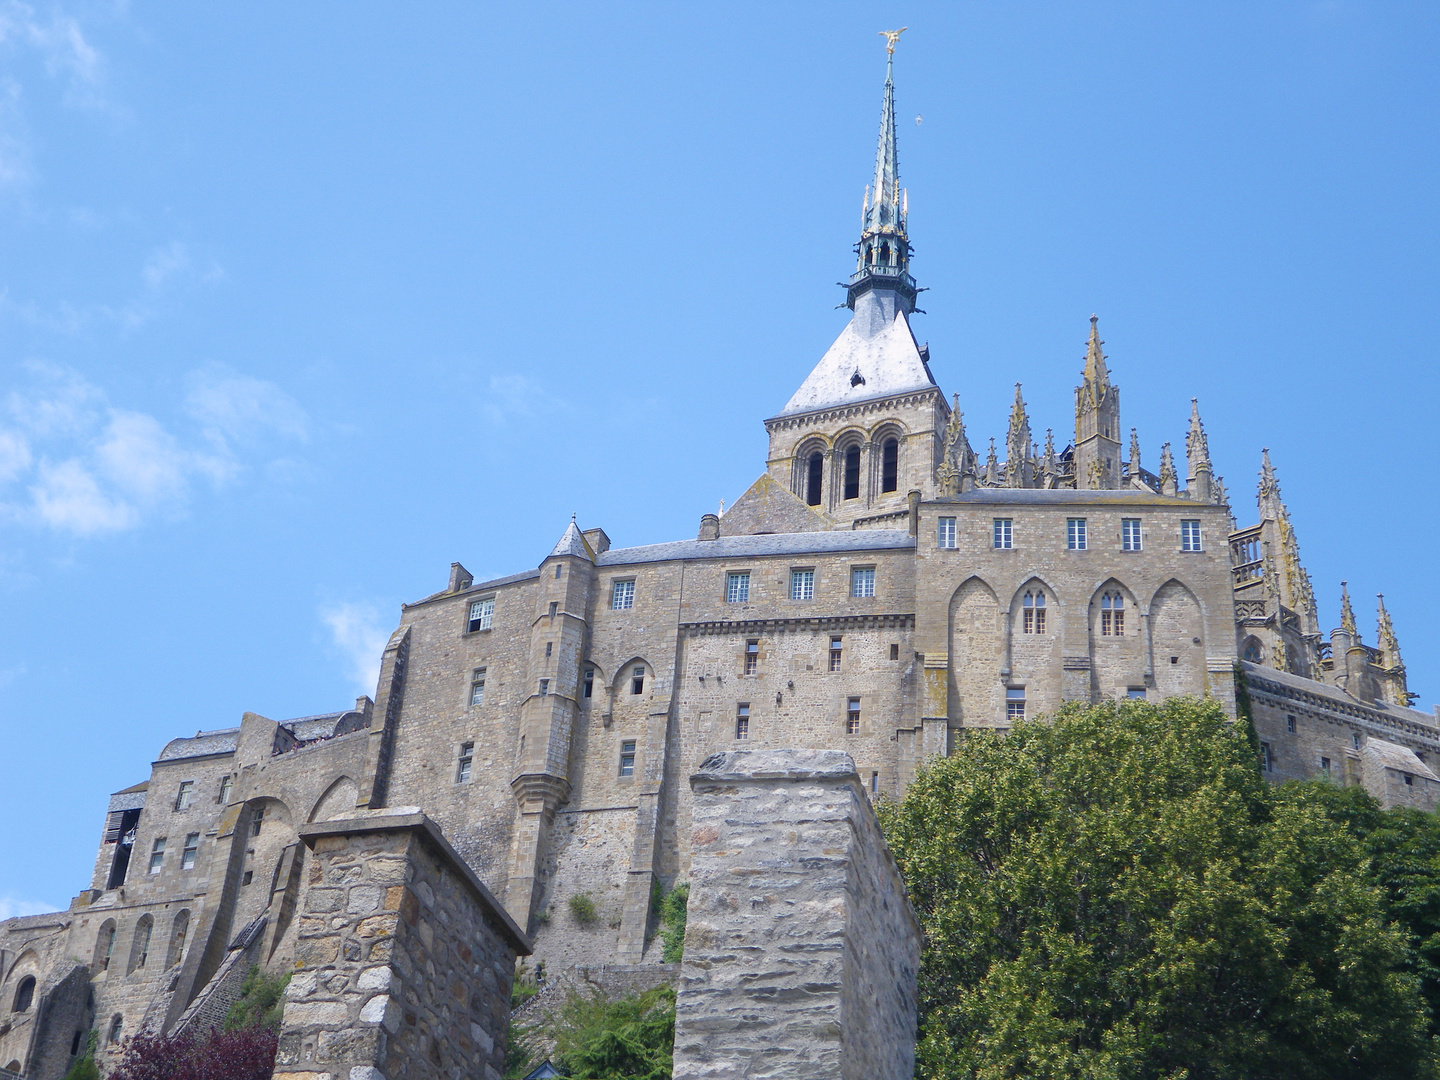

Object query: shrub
[108,1026,278,1080]
[568,892,597,926]
[660,882,688,964]
[224,966,291,1032]
[546,986,675,1080]
[61,1033,99,1080]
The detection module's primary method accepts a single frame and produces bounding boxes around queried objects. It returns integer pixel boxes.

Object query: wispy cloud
[321,602,389,697]
[482,373,562,426]
[0,361,308,535]
[0,894,58,919]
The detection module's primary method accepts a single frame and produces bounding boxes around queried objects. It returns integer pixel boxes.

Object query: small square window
[1127,687,1147,699]
[180,833,199,871]
[726,571,750,603]
[735,704,750,741]
[148,837,166,874]
[790,569,814,600]
[1181,519,1202,552]
[242,870,253,886]
[1006,687,1025,721]
[467,596,495,633]
[457,741,474,783]
[1405,773,1414,786]
[619,740,636,777]
[829,636,843,672]
[174,781,194,812]
[846,697,861,735]
[1121,518,1141,551]
[583,667,594,698]
[937,517,957,549]
[1287,715,1296,733]
[632,666,645,695]
[1067,518,1087,550]
[851,567,876,598]
[612,580,635,610]
[745,639,759,676]
[889,643,900,660]
[470,667,486,706]
[993,518,1013,549]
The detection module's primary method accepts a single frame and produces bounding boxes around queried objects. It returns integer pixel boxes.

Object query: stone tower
[1074,316,1122,489]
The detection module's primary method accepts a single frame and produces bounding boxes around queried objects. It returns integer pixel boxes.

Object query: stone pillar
[275,810,530,1080]
[673,750,921,1080]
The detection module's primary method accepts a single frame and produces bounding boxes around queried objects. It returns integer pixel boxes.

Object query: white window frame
[180,833,199,870]
[726,571,750,603]
[937,517,957,549]
[457,741,474,783]
[148,837,166,875]
[174,781,194,812]
[735,703,750,741]
[790,569,814,600]
[1006,687,1026,722]
[851,566,876,598]
[993,518,1013,549]
[470,667,486,707]
[1180,519,1202,552]
[467,596,495,632]
[846,697,861,735]
[1121,518,1142,551]
[1067,518,1088,550]
[619,740,637,777]
[611,579,635,610]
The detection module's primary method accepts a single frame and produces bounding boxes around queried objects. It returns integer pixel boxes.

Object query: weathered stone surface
[671,749,920,1080]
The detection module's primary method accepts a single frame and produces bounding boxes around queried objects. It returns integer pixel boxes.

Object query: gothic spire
[1258,447,1283,521]
[1073,314,1121,489]
[1340,581,1357,637]
[1081,315,1110,400]
[1158,441,1177,496]
[1005,383,1032,487]
[1377,594,1403,669]
[846,31,916,314]
[1186,398,1214,501]
[1128,427,1141,483]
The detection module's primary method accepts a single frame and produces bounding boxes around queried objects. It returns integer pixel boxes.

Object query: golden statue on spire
[880,27,907,54]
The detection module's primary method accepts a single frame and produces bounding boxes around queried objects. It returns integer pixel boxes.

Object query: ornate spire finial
[1158,441,1177,496]
[1128,427,1141,483]
[1377,593,1402,664]
[1082,314,1109,394]
[1005,383,1032,488]
[880,26,907,54]
[1340,581,1356,637]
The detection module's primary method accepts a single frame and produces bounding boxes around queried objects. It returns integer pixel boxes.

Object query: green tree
[546,985,675,1080]
[879,697,1436,1080]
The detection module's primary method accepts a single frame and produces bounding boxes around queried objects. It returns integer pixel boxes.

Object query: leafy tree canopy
[879,697,1438,1080]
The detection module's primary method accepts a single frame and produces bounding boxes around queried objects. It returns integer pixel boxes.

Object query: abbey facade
[2,46,1436,1080]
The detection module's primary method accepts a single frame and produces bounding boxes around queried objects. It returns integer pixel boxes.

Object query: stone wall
[274,810,530,1080]
[673,749,920,1080]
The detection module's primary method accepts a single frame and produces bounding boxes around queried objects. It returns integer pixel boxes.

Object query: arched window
[843,445,861,501]
[866,246,875,265]
[806,451,823,507]
[880,243,891,266]
[1243,639,1263,663]
[1100,592,1125,636]
[128,915,153,974]
[107,1015,123,1046]
[12,975,35,1012]
[94,921,117,972]
[166,910,190,970]
[1022,591,1047,635]
[881,437,899,493]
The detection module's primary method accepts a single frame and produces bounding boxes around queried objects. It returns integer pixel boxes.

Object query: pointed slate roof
[548,518,593,561]
[775,302,935,418]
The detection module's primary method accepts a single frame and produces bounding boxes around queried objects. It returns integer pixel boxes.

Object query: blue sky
[1,3,1436,913]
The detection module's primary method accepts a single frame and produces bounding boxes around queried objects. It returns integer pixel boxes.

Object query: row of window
[731,567,875,603]
[146,832,201,873]
[168,774,234,812]
[938,516,1204,552]
[802,438,901,507]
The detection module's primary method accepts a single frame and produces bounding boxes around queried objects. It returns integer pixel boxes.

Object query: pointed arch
[1008,575,1061,634]
[4,950,37,987]
[1087,578,1146,701]
[127,913,154,974]
[93,919,118,973]
[164,909,191,969]
[308,776,358,823]
[11,975,34,1013]
[1152,578,1206,699]
[1241,635,1264,665]
[611,656,652,698]
[949,576,1002,724]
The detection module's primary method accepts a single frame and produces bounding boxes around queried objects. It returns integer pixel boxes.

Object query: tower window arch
[843,445,861,501]
[1100,591,1125,636]
[1022,591,1047,635]
[12,975,35,1013]
[880,243,891,266]
[806,452,823,506]
[881,437,899,493]
[1243,638,1263,664]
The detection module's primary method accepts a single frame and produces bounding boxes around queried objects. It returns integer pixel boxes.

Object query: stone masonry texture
[672,749,921,1080]
[273,810,530,1080]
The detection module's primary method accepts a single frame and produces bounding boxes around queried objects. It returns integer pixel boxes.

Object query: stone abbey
[1,42,1435,1080]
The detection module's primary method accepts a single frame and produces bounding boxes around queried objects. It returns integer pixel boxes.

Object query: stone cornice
[682,612,914,637]
[1245,672,1439,743]
[764,388,944,435]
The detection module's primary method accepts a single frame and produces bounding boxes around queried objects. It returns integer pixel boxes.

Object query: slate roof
[597,529,915,567]
[284,712,350,741]
[158,728,240,761]
[548,519,593,561]
[1242,661,1439,730]
[1364,738,1440,781]
[775,301,935,418]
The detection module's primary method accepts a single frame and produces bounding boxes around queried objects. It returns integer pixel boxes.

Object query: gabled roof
[775,303,934,419]
[548,519,593,561]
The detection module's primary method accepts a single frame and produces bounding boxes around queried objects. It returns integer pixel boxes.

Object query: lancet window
[1022,591,1047,634]
[1100,592,1125,636]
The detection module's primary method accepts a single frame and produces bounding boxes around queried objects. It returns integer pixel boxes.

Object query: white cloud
[0,894,58,919]
[1,362,308,535]
[482,373,560,425]
[321,602,389,697]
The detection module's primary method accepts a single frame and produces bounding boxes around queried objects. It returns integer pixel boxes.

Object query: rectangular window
[470,667,486,706]
[549,601,558,619]
[1181,519,1202,552]
[871,771,879,794]
[1121,518,1142,551]
[745,639,759,676]
[937,517,957,549]
[1127,687,1147,699]
[467,596,494,632]
[1353,732,1362,750]
[217,775,232,805]
[174,781,194,811]
[180,833,199,871]
[735,704,750,741]
[242,870,253,886]
[1006,687,1026,722]
[993,518,1013,549]
[251,807,264,836]
[851,567,875,598]
[583,667,594,698]
[829,636,843,672]
[890,643,900,660]
[1321,756,1331,776]
[457,741,474,783]
[612,580,635,610]
[619,740,636,777]
[1287,715,1296,734]
[1260,742,1272,772]
[631,666,645,695]
[148,837,166,874]
[539,679,550,697]
[1405,773,1415,786]
[846,697,861,735]
[726,571,750,603]
[1067,518,1087,550]
[545,641,553,658]
[790,569,814,600]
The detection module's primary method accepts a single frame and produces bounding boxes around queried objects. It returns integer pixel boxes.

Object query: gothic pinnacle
[1377,593,1402,668]
[1340,580,1357,637]
[1158,442,1177,496]
[1128,427,1141,481]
